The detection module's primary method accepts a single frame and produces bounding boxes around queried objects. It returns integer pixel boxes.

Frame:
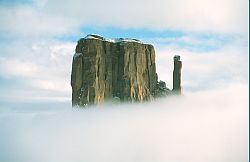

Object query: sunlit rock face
[71,34,170,107]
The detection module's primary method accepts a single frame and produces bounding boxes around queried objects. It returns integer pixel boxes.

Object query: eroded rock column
[173,55,182,94]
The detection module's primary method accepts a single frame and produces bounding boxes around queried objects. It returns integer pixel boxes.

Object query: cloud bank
[0,84,248,162]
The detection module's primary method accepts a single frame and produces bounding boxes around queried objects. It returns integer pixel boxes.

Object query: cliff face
[71,34,169,107]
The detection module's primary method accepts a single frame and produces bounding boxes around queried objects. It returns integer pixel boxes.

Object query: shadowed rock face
[173,55,182,94]
[71,34,170,107]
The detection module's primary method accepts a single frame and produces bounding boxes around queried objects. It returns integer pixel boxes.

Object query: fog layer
[0,84,248,162]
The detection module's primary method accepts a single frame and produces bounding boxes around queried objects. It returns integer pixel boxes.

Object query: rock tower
[71,34,170,107]
[173,55,182,94]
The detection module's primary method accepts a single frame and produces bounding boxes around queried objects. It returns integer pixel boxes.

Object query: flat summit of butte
[71,34,182,107]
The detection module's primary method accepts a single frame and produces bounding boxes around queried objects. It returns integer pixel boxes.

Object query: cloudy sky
[0,0,248,162]
[0,0,248,102]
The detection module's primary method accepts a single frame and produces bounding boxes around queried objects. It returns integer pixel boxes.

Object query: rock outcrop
[71,34,170,107]
[173,55,182,94]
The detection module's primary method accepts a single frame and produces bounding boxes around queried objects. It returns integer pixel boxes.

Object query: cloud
[0,39,74,102]
[0,30,248,155]
[0,5,80,38]
[0,0,247,102]
[0,33,247,102]
[0,1,247,161]
[0,83,248,162]
[155,38,248,92]
[0,0,248,37]
[0,58,38,78]
[38,0,249,34]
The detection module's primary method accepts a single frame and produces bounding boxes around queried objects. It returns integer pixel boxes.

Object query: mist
[0,83,248,162]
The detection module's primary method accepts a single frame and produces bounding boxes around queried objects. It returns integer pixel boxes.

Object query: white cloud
[0,0,248,102]
[0,2,248,160]
[0,58,38,78]
[0,40,74,102]
[0,0,248,36]
[0,34,247,102]
[0,84,248,162]
[0,5,80,37]
[42,0,248,34]
[155,39,248,91]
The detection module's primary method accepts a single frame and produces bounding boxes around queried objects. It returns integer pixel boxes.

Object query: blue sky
[55,26,245,52]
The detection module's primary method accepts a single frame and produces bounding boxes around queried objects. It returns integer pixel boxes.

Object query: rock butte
[71,34,182,107]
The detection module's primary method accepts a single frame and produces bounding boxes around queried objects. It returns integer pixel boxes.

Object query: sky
[0,0,249,162]
[0,0,248,102]
[0,0,248,103]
